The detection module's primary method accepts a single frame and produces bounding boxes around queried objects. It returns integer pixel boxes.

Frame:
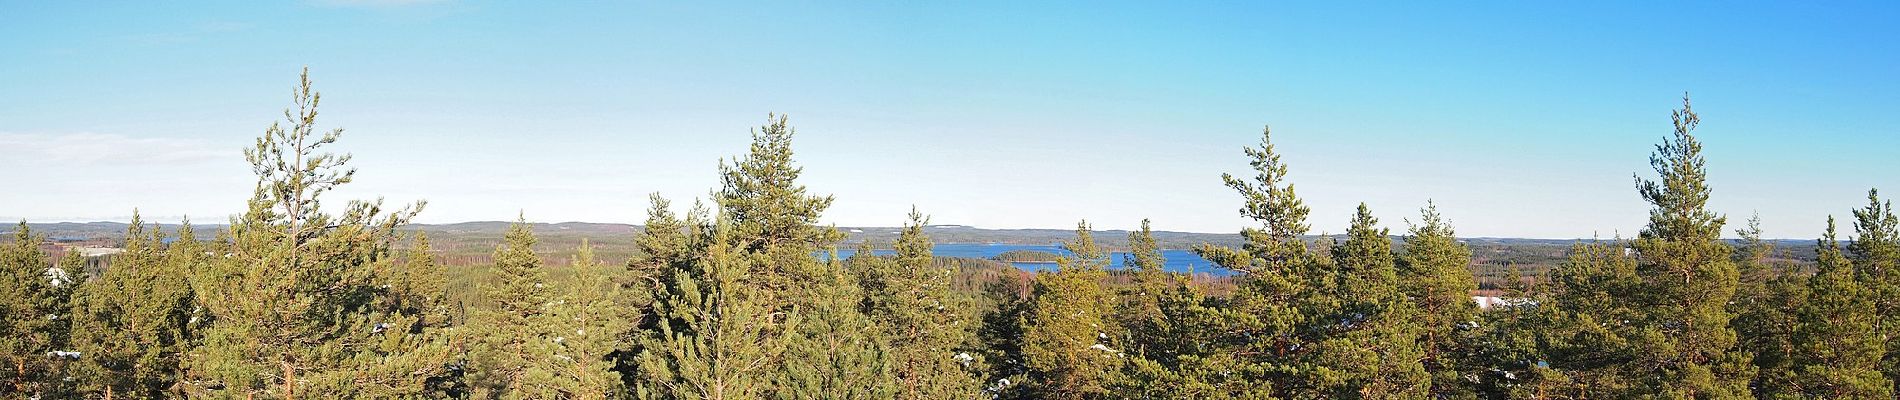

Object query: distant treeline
[992,249,1064,263]
[5,71,1899,400]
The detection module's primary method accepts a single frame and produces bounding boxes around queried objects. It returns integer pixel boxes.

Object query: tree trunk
[282,360,296,400]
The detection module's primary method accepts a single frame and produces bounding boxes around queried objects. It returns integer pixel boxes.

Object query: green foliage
[1543,238,1646,394]
[1468,264,1573,398]
[994,250,1064,263]
[857,209,984,400]
[630,114,884,400]
[184,68,441,399]
[33,76,1900,399]
[468,219,560,399]
[1397,202,1480,398]
[1307,204,1428,399]
[390,232,453,327]
[350,228,463,399]
[1,221,74,397]
[1787,218,1892,398]
[1732,213,1808,397]
[1190,125,1317,399]
[1113,220,1172,360]
[1624,95,1754,398]
[1018,221,1118,399]
[631,209,784,400]
[69,213,197,398]
[1848,189,1900,387]
[715,113,842,291]
[1114,220,1230,399]
[775,250,893,400]
[545,240,632,399]
[978,268,1034,399]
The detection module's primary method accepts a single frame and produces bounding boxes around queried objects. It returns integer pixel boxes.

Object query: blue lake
[834,243,1234,276]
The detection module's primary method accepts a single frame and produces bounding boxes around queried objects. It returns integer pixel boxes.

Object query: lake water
[834,243,1233,276]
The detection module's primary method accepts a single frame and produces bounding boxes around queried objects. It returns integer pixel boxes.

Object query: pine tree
[714,113,842,293]
[1191,125,1316,399]
[1018,221,1117,399]
[545,239,631,399]
[700,114,887,398]
[468,219,559,399]
[978,267,1034,399]
[389,231,453,327]
[1,221,73,397]
[1625,94,1753,397]
[1115,219,1225,398]
[50,241,86,395]
[1541,238,1646,395]
[774,248,893,400]
[1848,188,1900,387]
[1309,204,1428,398]
[184,67,430,399]
[1120,290,1226,398]
[1730,213,1806,398]
[1114,219,1172,359]
[1395,201,1480,398]
[1109,218,1208,400]
[1788,217,1892,398]
[632,207,784,400]
[618,193,683,395]
[858,209,983,400]
[346,228,464,399]
[1469,264,1572,398]
[70,213,196,398]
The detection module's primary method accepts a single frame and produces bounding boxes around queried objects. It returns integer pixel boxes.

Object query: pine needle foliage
[70,213,196,398]
[1788,218,1892,398]
[1624,94,1754,398]
[1,222,74,398]
[857,209,984,400]
[184,67,440,399]
[1019,221,1118,400]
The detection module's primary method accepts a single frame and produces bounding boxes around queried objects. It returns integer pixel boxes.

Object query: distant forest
[5,70,1898,399]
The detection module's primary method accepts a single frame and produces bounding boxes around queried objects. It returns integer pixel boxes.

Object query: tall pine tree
[468,219,559,399]
[1309,204,1428,398]
[1,222,73,397]
[1396,201,1480,398]
[545,239,631,399]
[1114,219,1226,398]
[1848,188,1900,387]
[1730,213,1806,398]
[1114,219,1173,360]
[858,209,983,400]
[1788,217,1892,398]
[1018,221,1118,400]
[185,67,433,399]
[631,206,784,400]
[1541,238,1647,395]
[70,213,197,398]
[1625,94,1753,397]
[1192,125,1317,399]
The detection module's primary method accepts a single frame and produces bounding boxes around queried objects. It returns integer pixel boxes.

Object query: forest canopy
[4,72,1898,400]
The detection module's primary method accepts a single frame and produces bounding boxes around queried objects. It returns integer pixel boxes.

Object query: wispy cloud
[0,132,229,166]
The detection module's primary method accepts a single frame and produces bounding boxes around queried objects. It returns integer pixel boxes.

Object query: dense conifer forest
[6,71,1900,400]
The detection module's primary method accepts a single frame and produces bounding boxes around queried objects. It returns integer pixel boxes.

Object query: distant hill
[7,221,1820,277]
[6,221,1819,250]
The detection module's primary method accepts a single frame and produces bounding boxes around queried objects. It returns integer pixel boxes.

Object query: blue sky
[2,1,1896,239]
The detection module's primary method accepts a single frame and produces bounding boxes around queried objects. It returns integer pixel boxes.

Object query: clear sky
[3,1,1897,239]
